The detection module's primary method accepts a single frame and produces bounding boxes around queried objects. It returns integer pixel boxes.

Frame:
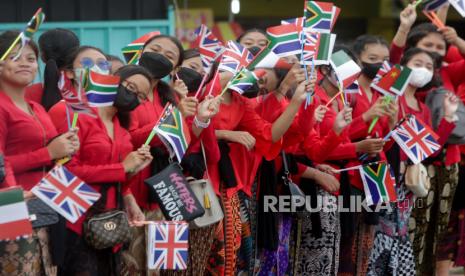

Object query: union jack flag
[301,30,319,64]
[31,165,101,223]
[373,61,392,84]
[391,115,440,164]
[194,24,224,73]
[218,41,254,74]
[58,72,94,116]
[147,221,189,270]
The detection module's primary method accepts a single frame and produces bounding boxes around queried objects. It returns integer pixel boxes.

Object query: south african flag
[83,70,121,107]
[122,31,160,64]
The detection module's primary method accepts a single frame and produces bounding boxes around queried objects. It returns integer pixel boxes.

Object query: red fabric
[445,46,465,63]
[0,92,57,191]
[64,113,131,235]
[0,151,16,188]
[24,83,44,104]
[208,92,276,197]
[48,101,71,134]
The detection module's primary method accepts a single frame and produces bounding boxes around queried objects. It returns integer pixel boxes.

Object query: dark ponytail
[38,29,80,111]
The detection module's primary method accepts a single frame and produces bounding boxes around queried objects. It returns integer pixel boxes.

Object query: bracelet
[194,116,211,129]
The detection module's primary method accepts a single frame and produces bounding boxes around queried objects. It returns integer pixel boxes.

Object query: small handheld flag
[391,115,441,164]
[83,69,121,107]
[0,187,33,240]
[1,8,45,61]
[224,68,266,95]
[218,41,254,74]
[359,162,397,206]
[329,50,361,89]
[147,221,189,270]
[122,31,161,64]
[371,64,412,97]
[58,72,94,116]
[31,165,101,223]
[266,24,302,58]
[194,24,225,72]
[155,107,192,162]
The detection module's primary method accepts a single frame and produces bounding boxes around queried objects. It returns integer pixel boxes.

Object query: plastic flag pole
[0,35,21,61]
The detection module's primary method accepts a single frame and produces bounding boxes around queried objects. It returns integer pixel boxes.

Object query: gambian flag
[314,33,336,65]
[247,48,292,71]
[155,106,191,162]
[304,1,334,33]
[84,70,121,107]
[266,24,302,58]
[0,187,33,240]
[359,162,397,206]
[330,50,361,89]
[227,68,266,94]
[122,31,160,64]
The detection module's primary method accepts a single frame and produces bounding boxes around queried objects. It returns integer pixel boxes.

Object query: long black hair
[405,23,449,52]
[38,28,80,111]
[142,35,184,107]
[114,65,152,129]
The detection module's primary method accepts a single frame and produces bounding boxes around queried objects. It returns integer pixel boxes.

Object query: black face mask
[248,46,262,56]
[176,67,203,92]
[113,85,140,112]
[361,62,383,79]
[139,52,173,79]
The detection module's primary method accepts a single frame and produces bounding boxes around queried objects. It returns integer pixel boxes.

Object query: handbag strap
[281,150,291,183]
[200,142,211,180]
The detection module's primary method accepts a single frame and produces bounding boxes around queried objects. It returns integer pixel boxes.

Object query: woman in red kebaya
[0,30,79,276]
[368,48,459,276]
[58,63,154,275]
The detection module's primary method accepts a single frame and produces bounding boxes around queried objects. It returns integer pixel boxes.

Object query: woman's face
[68,48,110,81]
[0,44,38,88]
[258,69,279,93]
[406,52,434,73]
[143,37,181,68]
[240,31,268,49]
[416,33,447,57]
[121,74,151,102]
[181,56,203,75]
[359,43,389,64]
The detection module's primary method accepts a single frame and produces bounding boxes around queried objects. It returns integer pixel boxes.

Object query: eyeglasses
[79,57,111,72]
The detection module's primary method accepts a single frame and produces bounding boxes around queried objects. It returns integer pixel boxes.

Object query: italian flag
[329,50,361,88]
[0,187,33,240]
[314,33,336,65]
[247,48,292,71]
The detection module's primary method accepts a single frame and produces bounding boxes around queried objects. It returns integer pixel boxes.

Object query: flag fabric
[227,68,266,94]
[0,187,33,240]
[359,162,397,206]
[331,6,341,29]
[194,24,224,72]
[14,8,45,60]
[218,41,254,74]
[371,64,411,97]
[247,47,292,70]
[155,106,191,162]
[449,0,465,17]
[281,17,305,30]
[304,1,334,33]
[314,33,336,65]
[31,165,101,223]
[266,24,302,57]
[346,80,362,95]
[330,50,361,88]
[391,115,441,164]
[58,72,94,116]
[83,70,121,107]
[423,0,449,11]
[147,221,189,270]
[373,61,392,84]
[121,31,160,64]
[301,30,320,64]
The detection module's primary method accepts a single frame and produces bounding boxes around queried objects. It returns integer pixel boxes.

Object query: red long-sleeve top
[24,83,44,104]
[61,112,132,235]
[0,92,57,191]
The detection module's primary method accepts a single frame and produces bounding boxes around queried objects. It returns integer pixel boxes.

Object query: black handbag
[83,183,132,250]
[145,162,205,222]
[27,198,59,228]
[281,151,305,199]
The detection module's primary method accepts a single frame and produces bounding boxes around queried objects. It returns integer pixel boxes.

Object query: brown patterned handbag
[83,183,132,250]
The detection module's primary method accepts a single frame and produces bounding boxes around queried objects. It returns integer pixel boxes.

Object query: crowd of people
[1,2,465,276]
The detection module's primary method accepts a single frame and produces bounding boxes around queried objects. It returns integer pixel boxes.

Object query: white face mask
[409,67,433,88]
